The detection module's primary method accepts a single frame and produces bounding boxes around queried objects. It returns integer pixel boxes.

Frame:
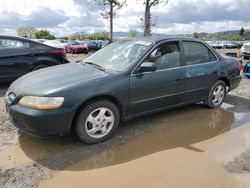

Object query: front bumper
[6,103,74,137]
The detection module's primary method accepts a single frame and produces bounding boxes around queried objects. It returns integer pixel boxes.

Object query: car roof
[0,35,41,44]
[120,36,201,45]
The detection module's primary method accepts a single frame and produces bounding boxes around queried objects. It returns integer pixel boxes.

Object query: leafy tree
[89,30,109,40]
[240,27,245,37]
[95,0,126,42]
[70,31,87,40]
[192,32,199,39]
[129,29,139,37]
[141,0,169,36]
[58,36,69,40]
[35,30,55,40]
[16,26,37,38]
[230,34,244,41]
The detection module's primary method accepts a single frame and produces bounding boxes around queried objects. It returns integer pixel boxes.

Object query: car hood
[9,63,111,96]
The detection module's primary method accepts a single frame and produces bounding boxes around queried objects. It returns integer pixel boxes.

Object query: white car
[240,43,250,59]
[43,40,65,49]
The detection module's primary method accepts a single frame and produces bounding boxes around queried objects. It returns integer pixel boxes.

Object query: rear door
[0,38,32,82]
[181,41,220,103]
[129,40,186,114]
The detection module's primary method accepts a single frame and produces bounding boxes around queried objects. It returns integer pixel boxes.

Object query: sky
[0,0,250,36]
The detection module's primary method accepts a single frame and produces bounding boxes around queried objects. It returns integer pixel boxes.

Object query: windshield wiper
[83,61,105,71]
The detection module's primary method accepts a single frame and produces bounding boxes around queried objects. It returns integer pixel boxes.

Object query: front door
[129,41,186,115]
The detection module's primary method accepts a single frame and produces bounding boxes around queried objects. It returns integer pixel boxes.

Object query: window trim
[131,39,184,75]
[180,40,219,66]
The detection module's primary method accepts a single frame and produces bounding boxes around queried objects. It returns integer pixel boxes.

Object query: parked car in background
[87,41,102,51]
[69,41,89,54]
[57,39,71,52]
[0,35,69,83]
[99,40,109,48]
[223,41,238,49]
[209,41,223,49]
[5,37,241,144]
[43,40,65,49]
[240,43,250,59]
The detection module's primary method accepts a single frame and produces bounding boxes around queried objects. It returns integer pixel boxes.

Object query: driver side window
[144,42,181,70]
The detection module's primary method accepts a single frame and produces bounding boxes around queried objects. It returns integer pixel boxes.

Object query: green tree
[70,31,87,40]
[95,0,126,42]
[240,27,245,37]
[129,29,139,37]
[16,26,37,38]
[230,34,244,41]
[89,30,109,40]
[192,32,199,39]
[35,30,55,40]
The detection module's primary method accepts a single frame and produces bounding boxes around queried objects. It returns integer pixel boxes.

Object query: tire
[71,49,75,54]
[74,100,120,144]
[84,51,88,54]
[206,80,227,108]
[32,64,49,71]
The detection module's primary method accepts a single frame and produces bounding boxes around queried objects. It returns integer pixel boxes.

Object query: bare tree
[141,0,169,36]
[95,0,126,42]
[16,26,37,38]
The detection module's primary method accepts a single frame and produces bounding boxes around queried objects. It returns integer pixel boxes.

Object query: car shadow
[18,104,237,171]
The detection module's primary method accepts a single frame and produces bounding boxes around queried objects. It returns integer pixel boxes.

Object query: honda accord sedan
[0,35,69,83]
[5,37,242,144]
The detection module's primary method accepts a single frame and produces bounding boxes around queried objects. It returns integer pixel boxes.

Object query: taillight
[49,49,66,57]
[237,61,243,75]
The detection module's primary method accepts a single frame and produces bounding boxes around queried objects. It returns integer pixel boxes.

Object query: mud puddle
[1,94,250,188]
[40,104,250,188]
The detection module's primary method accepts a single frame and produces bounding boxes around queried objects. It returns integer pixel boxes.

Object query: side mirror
[138,62,157,72]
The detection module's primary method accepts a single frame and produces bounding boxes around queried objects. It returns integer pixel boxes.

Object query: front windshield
[83,40,152,72]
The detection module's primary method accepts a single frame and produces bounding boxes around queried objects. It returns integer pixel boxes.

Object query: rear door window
[183,41,216,65]
[0,39,30,50]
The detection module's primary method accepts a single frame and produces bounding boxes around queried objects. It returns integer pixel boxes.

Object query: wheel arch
[218,77,230,91]
[71,95,125,132]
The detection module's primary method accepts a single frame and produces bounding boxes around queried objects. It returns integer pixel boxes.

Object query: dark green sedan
[5,37,241,144]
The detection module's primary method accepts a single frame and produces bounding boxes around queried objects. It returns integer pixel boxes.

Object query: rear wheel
[74,100,120,144]
[206,81,226,108]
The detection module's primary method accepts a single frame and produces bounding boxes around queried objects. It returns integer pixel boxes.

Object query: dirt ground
[0,51,250,188]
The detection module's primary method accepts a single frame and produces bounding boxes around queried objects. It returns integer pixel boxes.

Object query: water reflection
[68,108,234,171]
[18,105,237,171]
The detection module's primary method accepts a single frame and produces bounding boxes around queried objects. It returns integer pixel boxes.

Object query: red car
[69,41,89,54]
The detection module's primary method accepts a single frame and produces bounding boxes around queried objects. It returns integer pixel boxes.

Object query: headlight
[19,96,64,110]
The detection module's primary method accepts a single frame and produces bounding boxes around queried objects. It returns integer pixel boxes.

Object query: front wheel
[74,100,120,144]
[206,81,226,108]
